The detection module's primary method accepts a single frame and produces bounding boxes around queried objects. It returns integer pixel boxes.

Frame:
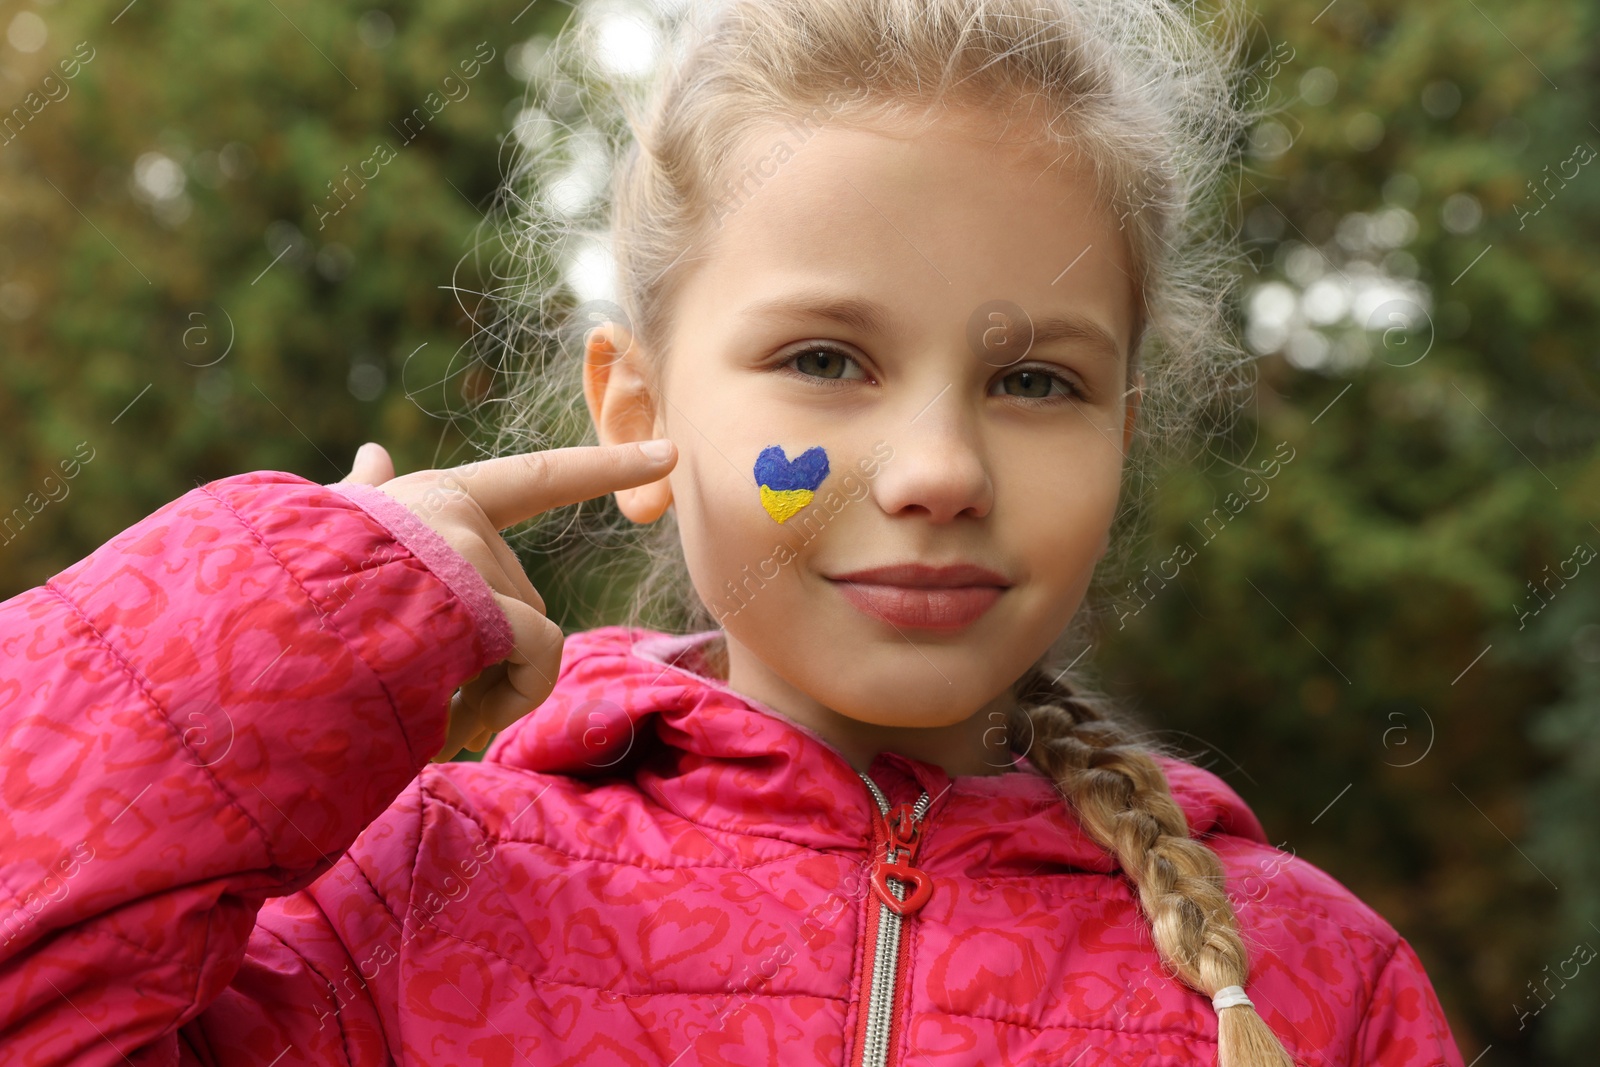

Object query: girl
[0,0,1463,1064]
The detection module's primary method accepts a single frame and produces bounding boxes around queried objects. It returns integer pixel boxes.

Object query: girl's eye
[994,366,1081,402]
[787,345,867,382]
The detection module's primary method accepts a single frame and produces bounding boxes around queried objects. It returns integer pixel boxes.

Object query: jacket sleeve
[1353,937,1467,1067]
[0,471,514,1066]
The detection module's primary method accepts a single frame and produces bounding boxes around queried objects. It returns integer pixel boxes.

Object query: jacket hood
[483,626,1269,869]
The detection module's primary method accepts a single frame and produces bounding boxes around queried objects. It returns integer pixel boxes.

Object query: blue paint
[754,445,830,491]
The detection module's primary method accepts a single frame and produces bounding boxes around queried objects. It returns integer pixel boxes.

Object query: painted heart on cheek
[754,445,830,523]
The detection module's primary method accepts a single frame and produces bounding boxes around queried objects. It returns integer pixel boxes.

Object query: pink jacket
[0,471,1465,1066]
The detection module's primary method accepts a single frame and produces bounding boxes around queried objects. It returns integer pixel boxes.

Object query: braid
[1011,669,1299,1067]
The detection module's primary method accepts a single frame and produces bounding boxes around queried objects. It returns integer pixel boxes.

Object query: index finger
[446,440,676,531]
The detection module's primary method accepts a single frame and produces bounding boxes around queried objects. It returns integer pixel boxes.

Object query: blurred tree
[0,0,558,591]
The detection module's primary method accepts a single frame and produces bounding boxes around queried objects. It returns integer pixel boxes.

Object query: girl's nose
[871,390,994,523]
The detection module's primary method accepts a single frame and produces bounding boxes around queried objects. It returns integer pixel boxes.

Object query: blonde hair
[472,0,1292,1062]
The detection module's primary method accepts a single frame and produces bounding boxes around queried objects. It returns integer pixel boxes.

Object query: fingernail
[638,439,674,462]
[355,442,374,462]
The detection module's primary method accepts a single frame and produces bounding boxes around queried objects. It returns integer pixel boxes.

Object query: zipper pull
[871,800,932,917]
[885,802,923,865]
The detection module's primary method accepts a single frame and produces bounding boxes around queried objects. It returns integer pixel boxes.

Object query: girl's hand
[338,439,677,763]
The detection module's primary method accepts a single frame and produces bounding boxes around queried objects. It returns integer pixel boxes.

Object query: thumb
[340,442,396,486]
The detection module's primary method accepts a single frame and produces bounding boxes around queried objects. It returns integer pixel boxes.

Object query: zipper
[854,772,933,1067]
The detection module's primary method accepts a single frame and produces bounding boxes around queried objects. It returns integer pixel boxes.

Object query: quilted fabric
[0,470,1465,1066]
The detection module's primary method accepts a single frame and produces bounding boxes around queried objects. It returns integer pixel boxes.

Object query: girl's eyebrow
[739,289,1123,362]
[1015,315,1123,362]
[738,290,889,336]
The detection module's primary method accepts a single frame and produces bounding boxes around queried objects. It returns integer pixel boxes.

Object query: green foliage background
[2,0,1597,1060]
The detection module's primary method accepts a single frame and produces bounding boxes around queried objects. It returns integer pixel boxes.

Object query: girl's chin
[787,669,1016,730]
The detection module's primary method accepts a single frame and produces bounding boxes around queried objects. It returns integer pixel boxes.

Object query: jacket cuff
[324,481,515,663]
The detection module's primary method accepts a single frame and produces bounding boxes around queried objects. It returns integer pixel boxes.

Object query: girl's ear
[582,323,674,523]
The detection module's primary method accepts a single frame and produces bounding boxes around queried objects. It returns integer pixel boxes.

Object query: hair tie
[1211,985,1252,1011]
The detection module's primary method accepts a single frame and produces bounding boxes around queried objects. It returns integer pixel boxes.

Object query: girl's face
[590,108,1139,746]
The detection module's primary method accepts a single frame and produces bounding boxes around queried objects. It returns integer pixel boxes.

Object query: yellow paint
[760,486,814,523]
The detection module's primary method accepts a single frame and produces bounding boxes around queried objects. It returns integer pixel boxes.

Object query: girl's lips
[829,580,1004,631]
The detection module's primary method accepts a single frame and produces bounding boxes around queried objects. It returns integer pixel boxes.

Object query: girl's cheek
[751,444,830,525]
